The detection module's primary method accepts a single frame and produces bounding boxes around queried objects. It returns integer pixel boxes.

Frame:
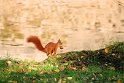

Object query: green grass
[0,42,124,82]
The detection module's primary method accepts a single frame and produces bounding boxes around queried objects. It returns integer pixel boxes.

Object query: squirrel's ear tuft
[58,39,61,42]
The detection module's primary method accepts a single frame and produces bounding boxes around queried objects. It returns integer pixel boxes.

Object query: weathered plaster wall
[0,0,124,52]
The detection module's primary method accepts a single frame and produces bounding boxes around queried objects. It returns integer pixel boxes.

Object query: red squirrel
[27,36,63,57]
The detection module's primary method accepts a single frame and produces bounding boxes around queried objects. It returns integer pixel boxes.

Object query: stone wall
[0,0,124,52]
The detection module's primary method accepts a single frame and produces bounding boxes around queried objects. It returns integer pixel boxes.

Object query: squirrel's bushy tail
[27,36,46,53]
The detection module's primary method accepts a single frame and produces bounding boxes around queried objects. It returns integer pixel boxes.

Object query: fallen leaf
[40,71,44,75]
[104,48,109,54]
[58,78,62,83]
[55,69,60,72]
[13,81,17,83]
[32,80,36,83]
[117,79,122,83]
[67,77,72,80]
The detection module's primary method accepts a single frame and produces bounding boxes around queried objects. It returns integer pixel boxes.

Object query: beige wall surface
[0,0,124,61]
